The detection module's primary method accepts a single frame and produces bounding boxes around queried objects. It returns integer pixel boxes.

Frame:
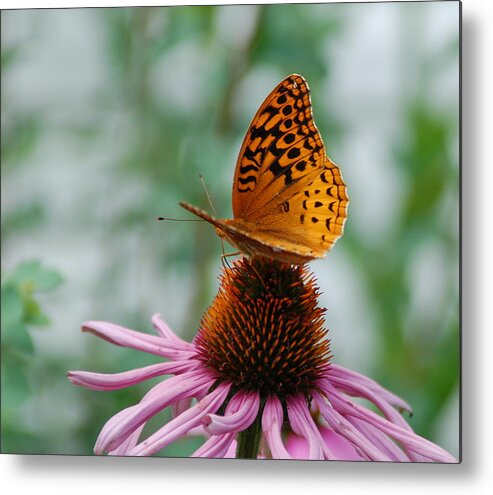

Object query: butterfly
[180,74,348,265]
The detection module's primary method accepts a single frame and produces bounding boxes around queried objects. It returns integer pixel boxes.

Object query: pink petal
[320,376,413,433]
[322,376,424,462]
[151,313,183,342]
[67,360,199,391]
[319,427,363,461]
[350,418,411,462]
[326,387,457,463]
[129,383,231,456]
[313,391,390,461]
[203,390,259,435]
[328,364,412,413]
[172,397,193,418]
[285,433,309,459]
[108,424,145,456]
[95,371,214,454]
[140,369,214,403]
[286,396,333,460]
[192,432,236,458]
[262,396,291,459]
[94,405,141,455]
[184,424,208,437]
[223,439,238,458]
[82,321,196,360]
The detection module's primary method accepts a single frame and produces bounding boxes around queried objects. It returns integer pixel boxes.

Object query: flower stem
[236,412,262,459]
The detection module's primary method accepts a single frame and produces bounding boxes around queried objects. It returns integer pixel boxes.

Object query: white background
[0,0,491,494]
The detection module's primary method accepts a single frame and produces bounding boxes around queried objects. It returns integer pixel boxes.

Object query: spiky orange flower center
[195,257,331,398]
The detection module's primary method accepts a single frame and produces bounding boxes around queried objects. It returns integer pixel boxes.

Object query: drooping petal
[171,397,193,418]
[95,371,214,453]
[318,427,363,461]
[94,405,141,455]
[223,439,238,458]
[286,395,333,460]
[82,321,196,360]
[203,390,259,435]
[319,375,428,462]
[192,431,236,458]
[108,424,145,456]
[262,396,291,459]
[349,417,411,462]
[322,375,413,432]
[324,386,457,463]
[328,364,412,413]
[151,313,184,342]
[285,433,309,459]
[67,360,199,391]
[313,390,391,461]
[129,382,231,456]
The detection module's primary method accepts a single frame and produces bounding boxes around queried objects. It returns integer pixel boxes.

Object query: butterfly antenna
[157,216,203,222]
[199,174,218,217]
[199,174,227,258]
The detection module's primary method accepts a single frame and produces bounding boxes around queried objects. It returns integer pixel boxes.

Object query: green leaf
[2,321,35,355]
[1,201,45,235]
[23,297,50,327]
[1,354,32,405]
[10,260,63,293]
[1,114,42,169]
[1,284,23,328]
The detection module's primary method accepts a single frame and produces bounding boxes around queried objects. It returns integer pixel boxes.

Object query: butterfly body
[180,202,319,264]
[181,74,348,265]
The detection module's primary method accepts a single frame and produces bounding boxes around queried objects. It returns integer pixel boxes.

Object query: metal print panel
[1,1,460,462]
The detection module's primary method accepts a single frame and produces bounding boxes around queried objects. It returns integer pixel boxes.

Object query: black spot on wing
[239,163,259,175]
[277,94,287,104]
[287,148,301,159]
[284,133,296,144]
[238,175,257,185]
[282,105,293,116]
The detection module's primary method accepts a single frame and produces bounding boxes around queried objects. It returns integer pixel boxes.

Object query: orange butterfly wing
[233,74,323,218]
[230,74,348,259]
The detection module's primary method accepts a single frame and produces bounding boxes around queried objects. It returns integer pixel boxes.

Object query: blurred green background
[1,2,459,458]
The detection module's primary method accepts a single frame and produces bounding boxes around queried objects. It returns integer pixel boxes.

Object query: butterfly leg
[220,251,241,270]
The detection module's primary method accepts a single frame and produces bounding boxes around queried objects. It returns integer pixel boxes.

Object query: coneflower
[68,257,456,461]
